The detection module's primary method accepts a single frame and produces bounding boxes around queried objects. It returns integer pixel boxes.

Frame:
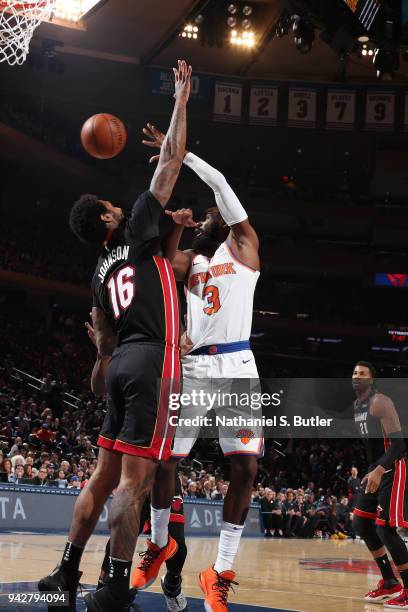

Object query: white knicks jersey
[185,241,259,350]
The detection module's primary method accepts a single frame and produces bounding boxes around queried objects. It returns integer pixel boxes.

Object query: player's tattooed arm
[149,60,192,207]
[363,394,406,493]
[91,306,117,358]
[85,315,110,397]
[161,208,196,281]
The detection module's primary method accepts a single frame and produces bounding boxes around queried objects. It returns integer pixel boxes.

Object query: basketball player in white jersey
[131,124,262,612]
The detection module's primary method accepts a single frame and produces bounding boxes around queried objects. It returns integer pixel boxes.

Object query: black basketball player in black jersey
[39,60,192,612]
[351,361,408,608]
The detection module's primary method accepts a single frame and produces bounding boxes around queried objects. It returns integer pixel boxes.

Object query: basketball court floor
[0,533,391,611]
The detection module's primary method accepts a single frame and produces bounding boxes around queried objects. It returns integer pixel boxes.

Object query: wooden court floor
[0,533,391,611]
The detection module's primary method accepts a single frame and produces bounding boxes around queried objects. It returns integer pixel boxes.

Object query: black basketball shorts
[97,341,180,460]
[353,458,408,528]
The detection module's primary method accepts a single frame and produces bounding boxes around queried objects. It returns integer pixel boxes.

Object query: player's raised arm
[149,60,192,207]
[143,123,259,270]
[161,208,197,281]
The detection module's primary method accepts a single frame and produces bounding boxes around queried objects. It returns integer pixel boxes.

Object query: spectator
[56,469,68,488]
[32,466,49,486]
[1,458,13,482]
[347,466,361,509]
[261,489,284,537]
[186,482,202,499]
[12,464,26,484]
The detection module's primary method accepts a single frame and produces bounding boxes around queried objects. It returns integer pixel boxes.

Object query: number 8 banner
[288,87,317,128]
[365,91,395,131]
[326,90,356,130]
[249,83,278,126]
[213,81,243,123]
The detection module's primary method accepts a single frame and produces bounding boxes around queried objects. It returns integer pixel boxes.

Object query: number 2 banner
[213,81,243,123]
[249,84,278,126]
[288,87,317,128]
[326,90,356,130]
[365,91,395,131]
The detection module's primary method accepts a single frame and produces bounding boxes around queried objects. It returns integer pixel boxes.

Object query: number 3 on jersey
[203,285,221,315]
[107,265,135,319]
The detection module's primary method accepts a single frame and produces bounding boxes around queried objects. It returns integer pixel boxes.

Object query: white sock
[214,521,244,573]
[150,506,170,549]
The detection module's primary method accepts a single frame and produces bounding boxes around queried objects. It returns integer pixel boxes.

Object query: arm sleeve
[376,432,406,470]
[128,190,163,244]
[183,152,248,227]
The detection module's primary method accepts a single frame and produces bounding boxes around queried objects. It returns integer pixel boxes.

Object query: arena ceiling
[31,0,407,82]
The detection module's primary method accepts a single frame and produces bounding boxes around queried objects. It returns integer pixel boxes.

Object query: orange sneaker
[199,566,238,611]
[131,536,178,590]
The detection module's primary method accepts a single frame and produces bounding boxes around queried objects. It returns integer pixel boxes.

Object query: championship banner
[149,68,211,101]
[249,83,278,126]
[365,91,395,131]
[213,81,243,123]
[326,89,356,130]
[288,87,317,128]
[404,92,408,132]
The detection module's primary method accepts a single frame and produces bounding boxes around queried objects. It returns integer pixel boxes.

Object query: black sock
[60,541,84,575]
[108,557,132,599]
[101,540,111,575]
[165,572,181,586]
[399,568,408,589]
[375,554,397,582]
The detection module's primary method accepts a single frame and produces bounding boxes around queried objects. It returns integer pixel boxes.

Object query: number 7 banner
[326,90,356,130]
[365,91,395,131]
[249,84,278,126]
[213,81,243,123]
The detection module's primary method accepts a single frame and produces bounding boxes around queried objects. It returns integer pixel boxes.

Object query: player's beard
[192,228,220,255]
[352,379,372,395]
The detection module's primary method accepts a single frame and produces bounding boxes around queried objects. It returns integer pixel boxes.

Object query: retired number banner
[249,84,278,126]
[365,91,395,131]
[213,81,243,123]
[326,90,356,130]
[288,87,317,128]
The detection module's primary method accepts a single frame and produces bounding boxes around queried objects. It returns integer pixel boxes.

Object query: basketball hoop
[0,1,55,66]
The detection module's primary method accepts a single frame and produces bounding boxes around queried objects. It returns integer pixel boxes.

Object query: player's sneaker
[84,585,137,611]
[131,536,178,589]
[336,532,348,540]
[384,588,408,609]
[199,566,238,612]
[38,564,82,611]
[364,579,402,602]
[161,573,188,611]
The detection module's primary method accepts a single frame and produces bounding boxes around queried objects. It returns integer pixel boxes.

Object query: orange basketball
[80,113,127,159]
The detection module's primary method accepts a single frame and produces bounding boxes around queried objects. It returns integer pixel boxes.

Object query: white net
[0,1,56,66]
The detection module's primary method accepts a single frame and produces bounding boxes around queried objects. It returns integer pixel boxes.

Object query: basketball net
[0,1,56,66]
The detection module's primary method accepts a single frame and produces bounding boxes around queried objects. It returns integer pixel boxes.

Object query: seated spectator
[68,475,81,489]
[1,458,13,482]
[23,464,33,480]
[32,466,49,486]
[186,482,203,499]
[11,453,25,469]
[212,483,229,501]
[261,489,284,537]
[56,469,68,488]
[13,464,26,484]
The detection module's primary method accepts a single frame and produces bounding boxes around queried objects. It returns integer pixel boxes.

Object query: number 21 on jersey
[107,265,135,319]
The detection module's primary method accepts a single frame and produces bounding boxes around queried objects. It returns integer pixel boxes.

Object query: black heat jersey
[354,390,388,470]
[92,190,179,347]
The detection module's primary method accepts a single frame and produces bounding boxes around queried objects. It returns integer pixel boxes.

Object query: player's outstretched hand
[173,59,192,104]
[142,123,165,164]
[165,208,197,228]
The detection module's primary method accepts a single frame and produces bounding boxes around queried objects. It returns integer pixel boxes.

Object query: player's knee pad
[352,515,383,551]
[376,525,408,566]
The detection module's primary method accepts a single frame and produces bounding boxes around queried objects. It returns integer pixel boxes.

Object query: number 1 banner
[213,81,243,123]
[365,91,395,131]
[249,84,278,126]
[288,87,317,128]
[326,90,356,130]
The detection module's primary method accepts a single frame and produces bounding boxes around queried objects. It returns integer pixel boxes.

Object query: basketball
[80,113,127,159]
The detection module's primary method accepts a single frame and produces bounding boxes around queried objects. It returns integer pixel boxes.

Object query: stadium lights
[292,16,315,54]
[230,29,255,48]
[180,23,199,40]
[53,0,102,22]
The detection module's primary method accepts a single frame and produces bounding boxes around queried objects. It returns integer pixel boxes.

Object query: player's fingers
[164,210,174,216]
[187,65,192,79]
[149,154,160,164]
[173,67,179,84]
[142,139,157,148]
